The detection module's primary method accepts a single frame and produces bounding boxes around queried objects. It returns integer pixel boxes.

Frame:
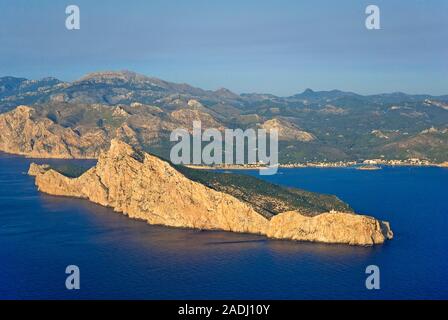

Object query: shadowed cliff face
[28,139,393,246]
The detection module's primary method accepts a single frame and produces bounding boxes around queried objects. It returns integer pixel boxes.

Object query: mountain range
[1,70,448,162]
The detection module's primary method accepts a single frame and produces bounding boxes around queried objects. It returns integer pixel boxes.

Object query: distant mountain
[75,70,208,96]
[259,118,315,142]
[1,70,448,162]
[0,71,243,112]
[289,88,361,102]
[1,71,447,111]
[0,76,28,95]
[0,76,63,106]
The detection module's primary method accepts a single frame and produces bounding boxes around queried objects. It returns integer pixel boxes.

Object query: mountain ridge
[1,71,448,162]
[2,71,447,101]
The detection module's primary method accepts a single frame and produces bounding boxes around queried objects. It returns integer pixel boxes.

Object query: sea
[0,152,447,299]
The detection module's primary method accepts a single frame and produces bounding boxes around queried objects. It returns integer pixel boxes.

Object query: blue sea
[0,152,447,299]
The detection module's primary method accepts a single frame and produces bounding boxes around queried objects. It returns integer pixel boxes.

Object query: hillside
[1,71,448,162]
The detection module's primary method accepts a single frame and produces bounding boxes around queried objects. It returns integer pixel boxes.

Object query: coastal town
[187,158,448,170]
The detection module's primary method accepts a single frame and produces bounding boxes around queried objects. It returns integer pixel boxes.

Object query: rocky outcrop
[0,103,225,159]
[260,118,315,142]
[29,139,393,245]
[267,211,392,246]
[0,106,109,158]
[28,163,50,176]
[170,108,224,131]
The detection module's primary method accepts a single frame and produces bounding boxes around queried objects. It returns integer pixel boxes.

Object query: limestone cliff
[0,103,224,159]
[268,211,392,246]
[0,106,108,158]
[259,118,315,142]
[29,139,393,245]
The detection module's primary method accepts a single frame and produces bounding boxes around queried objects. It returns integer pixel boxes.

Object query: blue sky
[0,0,447,95]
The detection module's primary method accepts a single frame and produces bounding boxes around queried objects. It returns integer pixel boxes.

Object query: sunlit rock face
[0,106,108,159]
[30,139,393,246]
[267,211,393,246]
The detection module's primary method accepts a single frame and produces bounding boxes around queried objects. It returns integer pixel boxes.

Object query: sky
[0,0,447,96]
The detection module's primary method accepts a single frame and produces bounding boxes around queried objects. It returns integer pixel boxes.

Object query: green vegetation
[44,153,353,218]
[2,72,448,162]
[176,165,353,218]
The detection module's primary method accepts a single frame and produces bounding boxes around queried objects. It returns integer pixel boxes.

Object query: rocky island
[0,71,407,245]
[28,139,393,246]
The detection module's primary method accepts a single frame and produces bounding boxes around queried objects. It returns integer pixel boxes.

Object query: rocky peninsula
[28,139,393,246]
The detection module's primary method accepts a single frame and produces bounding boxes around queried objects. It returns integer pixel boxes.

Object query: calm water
[0,152,447,299]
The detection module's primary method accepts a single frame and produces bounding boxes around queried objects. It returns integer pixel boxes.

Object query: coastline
[1,149,447,169]
[27,139,393,246]
[186,161,448,171]
[0,148,98,160]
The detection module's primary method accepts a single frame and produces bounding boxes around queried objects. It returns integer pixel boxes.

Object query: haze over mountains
[2,70,448,109]
[1,70,448,162]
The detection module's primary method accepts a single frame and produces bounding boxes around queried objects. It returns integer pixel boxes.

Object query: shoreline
[186,162,448,170]
[1,150,447,169]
